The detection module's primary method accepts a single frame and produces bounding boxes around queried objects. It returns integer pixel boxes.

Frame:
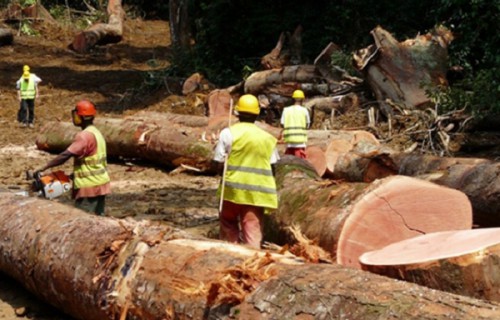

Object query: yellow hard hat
[23,65,30,72]
[292,90,305,99]
[235,94,260,115]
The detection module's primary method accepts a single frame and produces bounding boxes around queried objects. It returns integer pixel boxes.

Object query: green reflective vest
[283,105,308,144]
[223,122,278,209]
[20,77,36,99]
[73,126,110,189]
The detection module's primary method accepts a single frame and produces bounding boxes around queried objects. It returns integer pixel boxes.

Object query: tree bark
[360,228,500,303]
[353,25,453,109]
[0,193,498,320]
[267,161,473,269]
[69,0,124,53]
[243,65,322,95]
[36,116,216,170]
[35,113,382,173]
[169,0,191,50]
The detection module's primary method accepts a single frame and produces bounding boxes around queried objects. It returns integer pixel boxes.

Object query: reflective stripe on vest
[283,105,308,144]
[20,77,36,99]
[73,126,110,189]
[223,122,278,209]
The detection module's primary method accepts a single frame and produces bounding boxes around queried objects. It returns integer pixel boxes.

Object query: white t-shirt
[213,127,280,163]
[16,74,42,90]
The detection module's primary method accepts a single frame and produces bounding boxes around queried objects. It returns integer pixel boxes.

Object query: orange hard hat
[75,100,96,116]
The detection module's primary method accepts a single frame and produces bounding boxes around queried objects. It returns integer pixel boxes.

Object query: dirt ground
[0,18,222,319]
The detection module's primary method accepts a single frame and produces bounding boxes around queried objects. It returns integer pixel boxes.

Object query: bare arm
[38,150,74,172]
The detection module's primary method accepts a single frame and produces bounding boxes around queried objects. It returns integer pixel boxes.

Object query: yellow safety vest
[283,105,308,144]
[73,126,110,189]
[20,77,36,99]
[223,122,278,209]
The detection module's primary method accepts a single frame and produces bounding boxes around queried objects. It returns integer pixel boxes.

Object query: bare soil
[0,18,220,319]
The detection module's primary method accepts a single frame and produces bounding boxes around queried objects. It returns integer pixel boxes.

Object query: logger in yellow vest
[280,89,310,159]
[213,94,279,248]
[36,100,111,215]
[16,65,42,128]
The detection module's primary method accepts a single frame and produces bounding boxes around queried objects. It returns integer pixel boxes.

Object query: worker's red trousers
[219,200,264,249]
[285,147,307,159]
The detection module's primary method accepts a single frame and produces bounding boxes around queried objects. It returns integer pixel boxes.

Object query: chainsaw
[26,170,72,199]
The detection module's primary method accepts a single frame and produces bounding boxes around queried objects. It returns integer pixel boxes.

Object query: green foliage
[20,20,39,36]
[19,0,36,7]
[329,50,357,76]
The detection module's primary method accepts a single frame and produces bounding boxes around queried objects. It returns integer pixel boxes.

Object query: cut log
[364,153,500,227]
[0,27,13,46]
[304,130,388,178]
[206,89,233,117]
[69,0,124,53]
[266,161,473,269]
[36,117,216,170]
[243,65,321,95]
[353,25,453,109]
[360,228,500,303]
[35,113,382,173]
[1,193,499,319]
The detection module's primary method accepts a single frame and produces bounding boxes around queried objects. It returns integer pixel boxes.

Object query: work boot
[29,123,34,128]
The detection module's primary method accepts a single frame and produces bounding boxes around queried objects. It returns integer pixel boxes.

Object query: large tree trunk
[169,0,191,50]
[35,113,382,173]
[365,153,500,227]
[360,228,500,303]
[1,193,499,320]
[353,26,453,109]
[266,158,472,269]
[36,116,217,170]
[69,0,124,53]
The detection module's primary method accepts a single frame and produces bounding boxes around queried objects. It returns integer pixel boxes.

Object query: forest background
[4,0,498,121]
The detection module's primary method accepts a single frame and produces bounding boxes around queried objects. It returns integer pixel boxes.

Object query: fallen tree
[265,157,473,269]
[360,228,500,303]
[1,193,499,319]
[35,113,383,172]
[353,25,453,110]
[69,0,124,53]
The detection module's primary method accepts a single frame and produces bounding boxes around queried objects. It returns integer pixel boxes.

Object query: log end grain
[336,175,473,269]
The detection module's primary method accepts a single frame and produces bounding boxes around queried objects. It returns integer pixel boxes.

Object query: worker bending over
[36,100,111,216]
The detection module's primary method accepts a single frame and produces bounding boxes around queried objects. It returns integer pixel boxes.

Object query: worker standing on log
[212,94,279,248]
[16,65,42,128]
[36,100,111,216]
[280,89,310,159]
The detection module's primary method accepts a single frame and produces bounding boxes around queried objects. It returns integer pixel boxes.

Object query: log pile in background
[360,228,500,303]
[265,157,473,269]
[1,192,500,320]
[353,25,453,110]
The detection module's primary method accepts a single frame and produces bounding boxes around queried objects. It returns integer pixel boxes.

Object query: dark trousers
[17,99,35,124]
[75,196,106,216]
